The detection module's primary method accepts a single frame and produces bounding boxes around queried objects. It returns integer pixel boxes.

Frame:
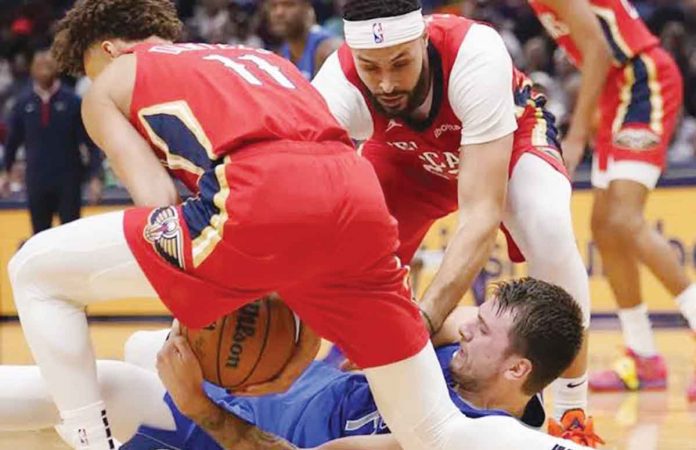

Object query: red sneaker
[589,348,667,392]
[687,374,696,402]
[548,409,605,448]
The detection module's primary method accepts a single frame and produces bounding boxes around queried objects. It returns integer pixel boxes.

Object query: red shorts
[362,114,566,264]
[124,142,427,368]
[596,46,683,170]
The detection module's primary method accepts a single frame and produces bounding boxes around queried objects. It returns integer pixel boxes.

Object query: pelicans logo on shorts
[143,206,186,270]
[614,127,661,151]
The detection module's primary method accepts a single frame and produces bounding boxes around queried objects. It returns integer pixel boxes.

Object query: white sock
[618,303,657,357]
[57,402,117,450]
[552,374,588,421]
[676,284,696,330]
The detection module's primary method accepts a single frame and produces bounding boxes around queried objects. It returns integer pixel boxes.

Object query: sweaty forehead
[482,298,514,330]
[353,40,420,64]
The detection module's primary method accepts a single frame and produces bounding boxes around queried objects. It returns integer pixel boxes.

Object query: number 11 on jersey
[204,54,296,89]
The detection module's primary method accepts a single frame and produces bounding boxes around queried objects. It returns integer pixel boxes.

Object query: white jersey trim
[448,23,518,146]
[312,52,374,140]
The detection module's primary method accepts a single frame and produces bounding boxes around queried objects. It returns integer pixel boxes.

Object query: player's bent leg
[124,329,171,373]
[504,153,590,326]
[0,361,174,442]
[365,345,593,450]
[8,211,159,449]
[441,414,593,450]
[503,153,592,422]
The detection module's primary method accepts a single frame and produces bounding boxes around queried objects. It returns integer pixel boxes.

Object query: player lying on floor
[0,278,600,449]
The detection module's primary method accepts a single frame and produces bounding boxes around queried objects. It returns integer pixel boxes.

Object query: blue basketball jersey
[280,25,333,80]
[122,345,545,449]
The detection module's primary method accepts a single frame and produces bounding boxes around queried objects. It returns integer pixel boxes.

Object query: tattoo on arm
[192,403,299,450]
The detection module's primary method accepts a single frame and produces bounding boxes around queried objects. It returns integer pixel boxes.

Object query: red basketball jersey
[529,0,659,66]
[337,15,553,183]
[128,43,352,193]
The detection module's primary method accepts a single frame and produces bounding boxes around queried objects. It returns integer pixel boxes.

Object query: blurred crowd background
[1,0,696,202]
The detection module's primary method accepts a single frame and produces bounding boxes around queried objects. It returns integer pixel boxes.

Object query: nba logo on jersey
[373,23,384,44]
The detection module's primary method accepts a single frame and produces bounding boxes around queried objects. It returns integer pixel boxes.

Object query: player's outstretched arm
[314,434,402,450]
[417,24,516,333]
[157,333,302,449]
[419,133,512,332]
[537,0,612,176]
[82,54,178,207]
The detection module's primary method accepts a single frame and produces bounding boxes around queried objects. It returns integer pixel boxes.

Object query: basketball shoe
[589,348,667,392]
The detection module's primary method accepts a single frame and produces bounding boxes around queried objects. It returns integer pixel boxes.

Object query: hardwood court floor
[1,323,695,450]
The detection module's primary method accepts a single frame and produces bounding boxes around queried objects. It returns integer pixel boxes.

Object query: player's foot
[589,348,667,392]
[688,374,696,402]
[548,409,605,448]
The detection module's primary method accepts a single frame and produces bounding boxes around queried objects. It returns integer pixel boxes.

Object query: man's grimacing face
[448,299,524,393]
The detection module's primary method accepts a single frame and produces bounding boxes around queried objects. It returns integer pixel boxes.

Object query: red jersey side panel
[120,43,430,366]
[338,15,564,262]
[129,43,352,192]
[529,0,659,66]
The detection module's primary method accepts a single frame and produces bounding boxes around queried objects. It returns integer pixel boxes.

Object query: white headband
[344,9,425,49]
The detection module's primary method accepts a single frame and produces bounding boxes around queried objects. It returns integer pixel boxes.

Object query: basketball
[181,296,299,391]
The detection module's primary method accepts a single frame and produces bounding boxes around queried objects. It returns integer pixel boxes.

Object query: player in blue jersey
[266,0,342,79]
[0,279,592,449]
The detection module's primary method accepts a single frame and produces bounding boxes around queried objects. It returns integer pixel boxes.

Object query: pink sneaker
[688,375,696,402]
[589,348,667,392]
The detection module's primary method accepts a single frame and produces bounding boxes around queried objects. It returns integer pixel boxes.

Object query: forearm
[3,137,21,174]
[317,435,402,450]
[419,211,499,330]
[566,48,611,145]
[86,145,104,180]
[190,400,298,450]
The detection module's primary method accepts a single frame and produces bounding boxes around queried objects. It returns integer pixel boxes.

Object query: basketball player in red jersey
[312,0,599,444]
[528,0,696,402]
[6,1,593,450]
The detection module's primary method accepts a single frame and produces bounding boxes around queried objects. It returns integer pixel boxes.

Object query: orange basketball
[182,296,298,390]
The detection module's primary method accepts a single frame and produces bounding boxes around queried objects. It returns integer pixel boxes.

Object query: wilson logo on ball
[226,302,261,368]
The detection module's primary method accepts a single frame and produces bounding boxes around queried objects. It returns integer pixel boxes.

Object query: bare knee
[592,207,644,248]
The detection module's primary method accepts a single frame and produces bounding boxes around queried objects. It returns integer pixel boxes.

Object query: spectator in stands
[0,49,102,234]
[523,36,552,73]
[224,1,264,48]
[187,0,230,42]
[266,0,341,80]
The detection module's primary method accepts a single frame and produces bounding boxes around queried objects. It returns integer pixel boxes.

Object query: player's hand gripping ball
[181,294,320,394]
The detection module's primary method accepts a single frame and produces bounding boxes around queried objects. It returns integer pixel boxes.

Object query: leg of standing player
[9,211,161,449]
[0,361,175,442]
[588,49,696,396]
[502,153,591,420]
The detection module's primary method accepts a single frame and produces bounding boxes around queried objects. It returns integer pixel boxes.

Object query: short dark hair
[51,0,183,75]
[343,0,421,21]
[492,278,583,395]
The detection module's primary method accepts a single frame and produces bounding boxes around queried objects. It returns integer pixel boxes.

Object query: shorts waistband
[229,140,355,161]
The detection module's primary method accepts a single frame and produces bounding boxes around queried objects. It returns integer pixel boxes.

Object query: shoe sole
[589,381,667,392]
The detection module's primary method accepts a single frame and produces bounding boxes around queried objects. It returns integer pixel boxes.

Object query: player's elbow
[457,202,502,240]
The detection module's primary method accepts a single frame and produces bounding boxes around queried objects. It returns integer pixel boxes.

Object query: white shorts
[591,156,662,190]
